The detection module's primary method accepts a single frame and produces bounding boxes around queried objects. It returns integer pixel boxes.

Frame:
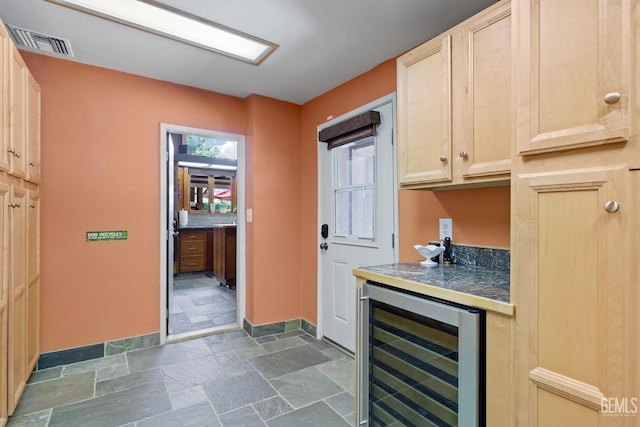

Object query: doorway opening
[159,124,246,344]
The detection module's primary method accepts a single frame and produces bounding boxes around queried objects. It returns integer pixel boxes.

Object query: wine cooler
[357,282,484,426]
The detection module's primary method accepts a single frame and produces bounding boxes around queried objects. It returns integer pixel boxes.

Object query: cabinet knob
[604,92,621,104]
[603,200,619,213]
[29,161,36,167]
[439,155,447,162]
[7,148,14,154]
[15,152,21,158]
[8,202,21,208]
[459,150,468,158]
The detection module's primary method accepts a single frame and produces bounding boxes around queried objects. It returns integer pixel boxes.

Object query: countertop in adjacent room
[353,262,514,316]
[178,224,236,231]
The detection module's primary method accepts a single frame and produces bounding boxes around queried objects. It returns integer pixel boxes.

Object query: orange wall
[23,52,246,352]
[244,95,302,325]
[24,46,510,352]
[299,59,510,323]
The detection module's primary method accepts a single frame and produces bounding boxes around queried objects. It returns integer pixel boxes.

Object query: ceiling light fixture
[45,0,278,65]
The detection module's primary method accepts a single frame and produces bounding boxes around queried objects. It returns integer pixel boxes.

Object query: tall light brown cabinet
[397,0,638,425]
[0,20,41,426]
[512,0,638,425]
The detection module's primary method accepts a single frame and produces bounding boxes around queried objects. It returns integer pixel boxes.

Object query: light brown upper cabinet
[26,73,40,184]
[0,24,9,174]
[397,0,511,189]
[456,1,511,180]
[516,0,628,155]
[8,44,26,180]
[397,33,452,186]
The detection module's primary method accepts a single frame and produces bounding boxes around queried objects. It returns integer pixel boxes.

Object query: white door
[319,99,396,352]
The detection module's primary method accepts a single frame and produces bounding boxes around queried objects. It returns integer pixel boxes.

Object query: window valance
[318,110,381,149]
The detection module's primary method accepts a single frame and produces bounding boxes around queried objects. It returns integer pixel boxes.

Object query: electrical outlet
[246,208,253,223]
[439,218,453,240]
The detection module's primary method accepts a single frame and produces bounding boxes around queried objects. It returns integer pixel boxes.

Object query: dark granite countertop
[178,224,236,231]
[354,262,513,316]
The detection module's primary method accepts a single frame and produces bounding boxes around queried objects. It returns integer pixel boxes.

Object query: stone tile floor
[8,329,355,427]
[170,273,237,336]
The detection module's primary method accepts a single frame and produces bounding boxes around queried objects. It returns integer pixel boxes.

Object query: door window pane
[334,137,375,240]
[336,138,375,188]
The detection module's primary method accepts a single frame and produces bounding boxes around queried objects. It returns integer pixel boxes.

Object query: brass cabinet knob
[604,92,621,104]
[459,150,468,158]
[29,161,36,167]
[439,155,447,162]
[604,201,619,213]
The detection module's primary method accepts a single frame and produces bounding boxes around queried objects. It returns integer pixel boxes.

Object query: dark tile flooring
[8,329,355,427]
[170,273,237,336]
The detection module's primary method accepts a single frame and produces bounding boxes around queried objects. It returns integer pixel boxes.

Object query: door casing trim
[159,123,246,343]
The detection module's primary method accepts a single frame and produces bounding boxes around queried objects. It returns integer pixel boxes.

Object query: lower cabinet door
[8,186,27,414]
[515,165,629,425]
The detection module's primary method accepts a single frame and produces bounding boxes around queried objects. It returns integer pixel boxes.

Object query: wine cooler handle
[356,287,369,426]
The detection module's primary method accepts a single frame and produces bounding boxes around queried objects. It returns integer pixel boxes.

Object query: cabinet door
[0,183,9,425]
[26,190,39,373]
[458,1,511,178]
[8,45,26,179]
[517,0,628,155]
[397,34,452,185]
[26,72,40,184]
[0,24,9,173]
[514,166,628,426]
[8,186,26,414]
[205,230,213,272]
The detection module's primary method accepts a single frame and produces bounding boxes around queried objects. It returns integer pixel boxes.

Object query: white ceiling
[0,0,496,105]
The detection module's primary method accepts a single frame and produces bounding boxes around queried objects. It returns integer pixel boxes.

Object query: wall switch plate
[246,208,253,223]
[439,218,453,240]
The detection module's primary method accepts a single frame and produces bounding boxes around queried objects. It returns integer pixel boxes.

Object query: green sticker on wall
[86,231,128,241]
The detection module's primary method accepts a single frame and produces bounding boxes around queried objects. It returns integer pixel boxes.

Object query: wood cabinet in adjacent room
[397,0,511,189]
[0,18,41,424]
[213,226,236,288]
[178,230,206,273]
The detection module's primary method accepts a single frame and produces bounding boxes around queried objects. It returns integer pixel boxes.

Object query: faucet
[442,237,452,265]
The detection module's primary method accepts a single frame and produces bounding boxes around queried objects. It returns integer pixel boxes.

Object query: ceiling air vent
[6,25,74,58]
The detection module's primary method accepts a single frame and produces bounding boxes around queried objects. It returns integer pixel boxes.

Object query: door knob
[319,242,328,250]
[604,92,621,104]
[603,201,619,213]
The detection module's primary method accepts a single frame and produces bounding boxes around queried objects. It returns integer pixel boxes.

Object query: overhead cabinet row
[397,0,632,191]
[1,32,40,184]
[397,0,511,189]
